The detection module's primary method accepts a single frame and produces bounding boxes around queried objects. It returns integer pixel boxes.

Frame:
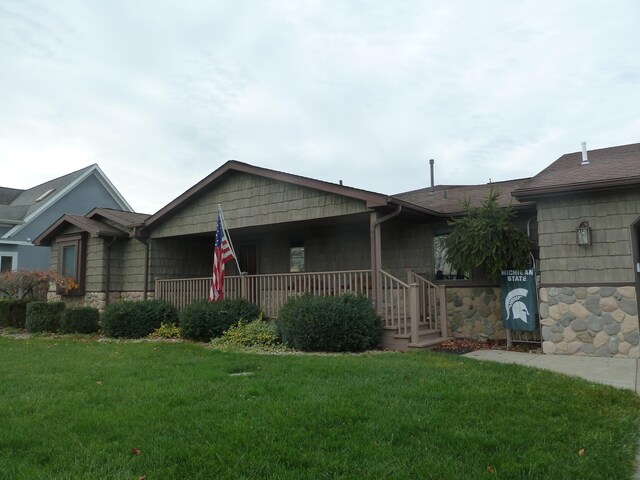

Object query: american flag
[209,209,234,301]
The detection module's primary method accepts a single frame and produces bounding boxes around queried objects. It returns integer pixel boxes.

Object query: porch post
[438,285,448,337]
[410,283,420,344]
[240,272,247,300]
[369,212,380,313]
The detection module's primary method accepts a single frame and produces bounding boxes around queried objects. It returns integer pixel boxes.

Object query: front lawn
[0,337,638,479]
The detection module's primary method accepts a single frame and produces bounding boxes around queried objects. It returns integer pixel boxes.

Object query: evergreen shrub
[102,300,178,338]
[0,299,29,329]
[276,293,381,352]
[25,301,65,333]
[180,298,260,342]
[60,307,100,334]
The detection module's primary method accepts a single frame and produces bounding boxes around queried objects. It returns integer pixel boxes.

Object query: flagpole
[218,204,242,274]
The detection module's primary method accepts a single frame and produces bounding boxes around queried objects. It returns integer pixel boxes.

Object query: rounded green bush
[276,293,382,352]
[0,299,30,329]
[180,298,260,342]
[25,301,65,333]
[102,300,178,338]
[60,307,100,334]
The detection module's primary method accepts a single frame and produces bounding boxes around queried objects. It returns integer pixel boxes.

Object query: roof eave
[513,176,640,201]
[144,160,391,230]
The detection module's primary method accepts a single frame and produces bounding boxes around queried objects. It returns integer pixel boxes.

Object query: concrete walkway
[463,350,640,394]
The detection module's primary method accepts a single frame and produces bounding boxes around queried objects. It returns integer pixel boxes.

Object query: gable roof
[34,208,150,246]
[144,160,399,229]
[513,142,640,201]
[0,187,24,205]
[1,164,133,238]
[394,178,535,216]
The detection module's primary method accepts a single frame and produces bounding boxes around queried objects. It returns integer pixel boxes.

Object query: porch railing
[155,269,371,318]
[155,268,446,344]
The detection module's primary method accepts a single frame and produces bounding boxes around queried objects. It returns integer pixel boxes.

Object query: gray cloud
[0,0,638,213]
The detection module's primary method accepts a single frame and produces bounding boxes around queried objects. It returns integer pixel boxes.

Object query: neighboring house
[513,142,640,358]
[0,165,133,273]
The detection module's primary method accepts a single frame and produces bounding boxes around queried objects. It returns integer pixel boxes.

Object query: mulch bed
[432,338,542,355]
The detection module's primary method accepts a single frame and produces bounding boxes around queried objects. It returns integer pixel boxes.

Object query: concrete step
[407,336,451,349]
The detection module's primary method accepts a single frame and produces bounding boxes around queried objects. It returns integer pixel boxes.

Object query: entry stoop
[382,324,449,351]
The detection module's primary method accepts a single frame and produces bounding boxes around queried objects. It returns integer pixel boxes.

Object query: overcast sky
[1,1,638,214]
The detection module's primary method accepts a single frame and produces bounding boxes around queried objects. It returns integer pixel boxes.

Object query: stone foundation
[539,286,639,358]
[446,287,505,341]
[47,290,153,312]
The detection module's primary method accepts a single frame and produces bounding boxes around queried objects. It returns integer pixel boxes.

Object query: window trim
[0,252,18,272]
[56,234,86,295]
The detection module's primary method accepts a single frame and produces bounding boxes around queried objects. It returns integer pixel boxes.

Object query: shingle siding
[150,172,370,238]
[538,191,640,284]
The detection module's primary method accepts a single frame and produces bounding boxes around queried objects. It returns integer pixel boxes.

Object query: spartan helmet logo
[505,288,530,324]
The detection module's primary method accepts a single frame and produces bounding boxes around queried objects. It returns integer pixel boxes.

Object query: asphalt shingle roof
[513,142,640,199]
[394,178,534,216]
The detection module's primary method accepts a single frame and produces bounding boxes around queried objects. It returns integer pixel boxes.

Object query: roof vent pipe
[581,141,589,165]
[429,159,435,195]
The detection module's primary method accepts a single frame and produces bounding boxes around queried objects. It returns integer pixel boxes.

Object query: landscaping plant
[60,306,100,334]
[0,299,30,329]
[443,188,531,280]
[102,300,178,338]
[180,298,260,342]
[276,293,381,352]
[25,301,65,333]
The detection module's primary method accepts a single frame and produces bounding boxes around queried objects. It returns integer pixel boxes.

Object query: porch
[155,268,448,350]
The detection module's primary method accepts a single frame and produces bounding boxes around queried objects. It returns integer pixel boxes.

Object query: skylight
[35,188,56,202]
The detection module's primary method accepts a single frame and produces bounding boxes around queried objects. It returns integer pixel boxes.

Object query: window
[0,253,17,272]
[289,240,305,273]
[433,234,468,280]
[56,234,85,295]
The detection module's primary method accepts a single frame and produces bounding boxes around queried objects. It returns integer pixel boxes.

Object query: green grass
[0,337,638,479]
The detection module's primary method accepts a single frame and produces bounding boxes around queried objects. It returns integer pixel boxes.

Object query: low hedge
[102,300,178,338]
[180,298,261,342]
[276,293,382,352]
[60,307,100,334]
[0,299,29,329]
[26,301,65,333]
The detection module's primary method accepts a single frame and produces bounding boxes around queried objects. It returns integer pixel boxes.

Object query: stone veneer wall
[539,286,639,358]
[48,290,154,312]
[446,286,505,340]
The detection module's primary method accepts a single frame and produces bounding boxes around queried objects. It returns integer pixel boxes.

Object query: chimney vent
[581,142,589,165]
[429,159,435,195]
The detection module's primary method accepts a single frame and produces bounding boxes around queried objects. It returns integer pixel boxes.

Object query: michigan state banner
[500,269,537,331]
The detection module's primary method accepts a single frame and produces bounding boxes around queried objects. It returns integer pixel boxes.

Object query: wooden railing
[379,270,410,336]
[407,270,448,341]
[155,270,371,318]
[155,269,446,344]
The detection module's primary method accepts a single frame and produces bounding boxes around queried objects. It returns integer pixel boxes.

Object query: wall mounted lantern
[576,221,592,246]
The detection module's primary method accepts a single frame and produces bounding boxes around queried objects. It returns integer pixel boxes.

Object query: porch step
[407,336,451,349]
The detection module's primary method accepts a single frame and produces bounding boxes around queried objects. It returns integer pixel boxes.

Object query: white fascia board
[0,239,33,246]
[92,164,134,212]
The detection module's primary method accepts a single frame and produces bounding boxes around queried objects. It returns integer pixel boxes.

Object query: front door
[238,244,258,275]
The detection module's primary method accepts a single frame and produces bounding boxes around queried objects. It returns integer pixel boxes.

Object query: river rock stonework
[447,287,505,340]
[47,291,153,312]
[539,286,640,358]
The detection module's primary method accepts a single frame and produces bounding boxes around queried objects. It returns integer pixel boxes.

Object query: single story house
[34,142,640,357]
[0,164,133,273]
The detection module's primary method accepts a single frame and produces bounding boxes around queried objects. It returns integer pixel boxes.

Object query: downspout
[105,238,118,307]
[370,204,402,313]
[131,225,150,300]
